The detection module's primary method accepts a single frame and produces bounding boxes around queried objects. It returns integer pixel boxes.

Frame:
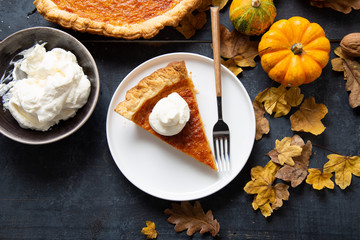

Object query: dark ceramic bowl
[0,27,100,144]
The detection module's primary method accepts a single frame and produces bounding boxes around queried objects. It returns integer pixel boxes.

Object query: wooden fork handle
[210,6,222,98]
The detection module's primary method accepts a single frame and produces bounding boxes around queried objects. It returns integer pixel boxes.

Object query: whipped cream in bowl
[0,27,100,144]
[149,92,190,136]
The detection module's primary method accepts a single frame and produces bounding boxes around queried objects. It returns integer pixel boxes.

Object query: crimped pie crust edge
[33,0,201,39]
[115,61,189,119]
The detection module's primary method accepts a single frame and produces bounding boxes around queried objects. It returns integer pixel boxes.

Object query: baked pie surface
[115,61,216,170]
[33,0,201,39]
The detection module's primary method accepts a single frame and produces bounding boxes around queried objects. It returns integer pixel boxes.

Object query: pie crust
[33,0,201,39]
[115,61,217,170]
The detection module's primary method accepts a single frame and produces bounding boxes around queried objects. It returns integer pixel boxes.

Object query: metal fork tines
[211,6,231,172]
[213,118,230,172]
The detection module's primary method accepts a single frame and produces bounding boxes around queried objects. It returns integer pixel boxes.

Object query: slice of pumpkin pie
[115,61,216,170]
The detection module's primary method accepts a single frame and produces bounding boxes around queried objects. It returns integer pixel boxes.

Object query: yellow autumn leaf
[269,137,303,166]
[141,221,157,239]
[306,168,334,190]
[212,0,229,10]
[255,85,289,117]
[285,87,304,107]
[244,161,290,217]
[255,86,304,118]
[252,200,273,218]
[221,58,243,76]
[244,161,279,205]
[323,154,360,189]
[290,97,328,135]
[251,183,289,218]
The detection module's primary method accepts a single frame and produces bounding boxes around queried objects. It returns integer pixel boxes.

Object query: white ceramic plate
[106,53,255,201]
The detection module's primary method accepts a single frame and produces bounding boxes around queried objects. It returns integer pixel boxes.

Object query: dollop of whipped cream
[0,43,91,131]
[149,92,190,136]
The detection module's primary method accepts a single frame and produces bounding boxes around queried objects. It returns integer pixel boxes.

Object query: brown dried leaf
[233,41,259,68]
[220,25,245,59]
[275,136,313,188]
[332,47,360,108]
[290,97,328,135]
[342,57,360,108]
[164,201,220,237]
[271,183,290,210]
[253,100,270,140]
[197,0,212,12]
[220,25,259,63]
[309,0,360,14]
[176,12,207,39]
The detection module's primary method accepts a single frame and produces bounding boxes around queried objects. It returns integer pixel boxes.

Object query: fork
[210,6,231,172]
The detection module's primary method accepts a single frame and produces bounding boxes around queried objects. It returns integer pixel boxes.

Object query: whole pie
[33,0,201,39]
[115,61,217,170]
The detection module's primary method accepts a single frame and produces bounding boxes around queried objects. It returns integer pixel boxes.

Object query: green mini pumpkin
[229,0,276,36]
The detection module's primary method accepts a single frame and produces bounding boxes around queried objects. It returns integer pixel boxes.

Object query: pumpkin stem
[291,43,303,55]
[252,0,261,8]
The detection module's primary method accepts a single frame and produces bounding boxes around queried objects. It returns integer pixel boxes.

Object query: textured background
[0,0,359,239]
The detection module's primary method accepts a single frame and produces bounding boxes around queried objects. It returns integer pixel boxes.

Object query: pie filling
[51,0,181,24]
[132,79,215,168]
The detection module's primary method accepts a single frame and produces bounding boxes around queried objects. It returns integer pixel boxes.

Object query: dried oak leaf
[290,97,328,135]
[323,154,360,189]
[176,11,207,39]
[253,100,270,140]
[275,135,312,187]
[306,168,334,190]
[309,0,360,14]
[141,221,158,239]
[197,0,212,12]
[244,161,290,217]
[331,47,360,108]
[164,201,220,237]
[219,25,258,76]
[268,136,303,166]
[255,86,304,118]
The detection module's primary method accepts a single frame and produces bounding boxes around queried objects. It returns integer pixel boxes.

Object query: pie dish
[33,0,201,39]
[115,61,217,170]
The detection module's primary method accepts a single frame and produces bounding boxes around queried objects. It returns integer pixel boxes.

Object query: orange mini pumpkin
[258,16,331,87]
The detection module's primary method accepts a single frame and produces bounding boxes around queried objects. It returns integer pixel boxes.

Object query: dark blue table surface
[0,1,359,239]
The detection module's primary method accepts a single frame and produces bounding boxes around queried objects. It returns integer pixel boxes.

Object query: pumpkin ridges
[268,19,295,44]
[229,0,276,36]
[303,49,330,69]
[283,56,307,87]
[300,55,323,84]
[288,17,310,43]
[268,54,293,83]
[303,37,331,52]
[301,23,326,45]
[230,6,253,34]
[258,16,330,86]
[260,50,292,73]
[260,30,292,50]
